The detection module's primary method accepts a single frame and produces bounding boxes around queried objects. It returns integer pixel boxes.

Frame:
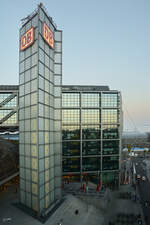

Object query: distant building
[122,132,148,148]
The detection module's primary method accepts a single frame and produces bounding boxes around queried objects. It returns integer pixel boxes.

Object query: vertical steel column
[80,91,82,185]
[100,92,103,184]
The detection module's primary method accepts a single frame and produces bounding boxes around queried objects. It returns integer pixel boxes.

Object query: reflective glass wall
[19,5,62,214]
[62,88,122,187]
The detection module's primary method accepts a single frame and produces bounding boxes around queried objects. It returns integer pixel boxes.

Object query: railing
[0,171,19,186]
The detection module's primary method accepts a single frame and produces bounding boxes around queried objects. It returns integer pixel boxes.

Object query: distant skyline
[1,0,150,132]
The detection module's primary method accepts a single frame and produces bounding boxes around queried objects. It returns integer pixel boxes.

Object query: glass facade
[62,87,122,187]
[82,157,101,171]
[0,85,121,190]
[102,125,119,139]
[101,93,119,108]
[63,141,80,156]
[62,125,80,140]
[62,93,80,107]
[82,141,101,155]
[19,5,62,214]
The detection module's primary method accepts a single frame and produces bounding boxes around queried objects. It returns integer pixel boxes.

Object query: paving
[0,183,105,225]
[134,157,150,225]
[105,184,145,225]
[0,182,145,225]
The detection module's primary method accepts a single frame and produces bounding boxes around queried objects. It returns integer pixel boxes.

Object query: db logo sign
[20,27,34,51]
[43,22,54,49]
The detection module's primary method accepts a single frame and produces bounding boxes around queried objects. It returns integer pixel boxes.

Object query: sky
[0,0,150,133]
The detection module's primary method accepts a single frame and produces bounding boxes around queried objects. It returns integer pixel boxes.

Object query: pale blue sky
[1,0,150,132]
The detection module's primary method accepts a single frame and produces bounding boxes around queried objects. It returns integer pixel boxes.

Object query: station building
[0,84,122,189]
[0,2,122,217]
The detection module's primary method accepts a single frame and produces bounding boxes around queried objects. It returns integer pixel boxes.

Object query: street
[132,156,150,225]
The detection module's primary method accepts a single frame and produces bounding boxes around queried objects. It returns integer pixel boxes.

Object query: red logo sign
[20,27,34,51]
[43,22,54,49]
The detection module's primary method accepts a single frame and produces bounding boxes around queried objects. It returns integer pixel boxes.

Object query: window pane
[39,62,44,76]
[103,125,119,139]
[82,141,101,155]
[54,31,62,41]
[39,48,44,63]
[25,70,30,83]
[62,109,80,124]
[25,57,30,71]
[54,64,61,74]
[55,53,61,63]
[82,125,100,139]
[103,140,119,155]
[82,157,100,171]
[82,93,99,107]
[63,141,80,156]
[54,75,61,85]
[102,93,118,108]
[102,109,118,124]
[82,109,99,124]
[62,125,80,140]
[31,66,37,79]
[32,54,37,67]
[63,158,80,172]
[102,156,119,170]
[62,93,80,107]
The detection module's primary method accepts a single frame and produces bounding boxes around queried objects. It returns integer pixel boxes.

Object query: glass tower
[19,4,62,214]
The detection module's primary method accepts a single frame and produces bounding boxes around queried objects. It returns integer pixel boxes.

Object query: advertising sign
[43,22,54,49]
[20,27,34,51]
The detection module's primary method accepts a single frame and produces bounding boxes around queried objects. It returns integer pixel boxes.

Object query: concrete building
[19,4,62,214]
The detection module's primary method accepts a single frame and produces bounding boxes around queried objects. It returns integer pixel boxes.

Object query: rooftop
[0,85,121,92]
[0,85,19,91]
[62,85,110,92]
[20,3,57,30]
